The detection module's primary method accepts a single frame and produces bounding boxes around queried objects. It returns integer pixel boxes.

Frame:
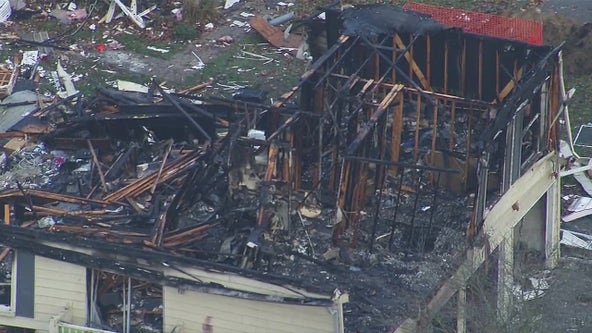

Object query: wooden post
[409,35,414,80]
[449,102,456,151]
[374,46,380,81]
[457,287,467,333]
[498,233,514,323]
[414,94,422,161]
[461,39,467,96]
[478,40,483,100]
[392,36,397,83]
[284,130,292,183]
[464,110,472,192]
[430,100,439,166]
[88,139,108,193]
[3,204,9,225]
[495,49,500,96]
[444,40,448,94]
[426,35,431,85]
[390,94,404,175]
[545,163,560,268]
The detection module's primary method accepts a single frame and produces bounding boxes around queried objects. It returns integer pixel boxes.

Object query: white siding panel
[163,287,337,333]
[35,256,87,326]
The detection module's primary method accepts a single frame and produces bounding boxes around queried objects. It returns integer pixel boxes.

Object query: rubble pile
[0,1,565,332]
[0,75,470,331]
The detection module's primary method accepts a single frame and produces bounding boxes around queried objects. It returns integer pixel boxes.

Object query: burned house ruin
[0,2,567,333]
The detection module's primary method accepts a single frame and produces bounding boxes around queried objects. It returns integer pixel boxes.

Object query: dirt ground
[3,0,592,332]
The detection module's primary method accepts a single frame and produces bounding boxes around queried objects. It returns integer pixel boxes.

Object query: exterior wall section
[163,286,339,333]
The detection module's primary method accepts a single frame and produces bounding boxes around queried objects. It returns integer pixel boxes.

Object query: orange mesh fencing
[403,2,543,45]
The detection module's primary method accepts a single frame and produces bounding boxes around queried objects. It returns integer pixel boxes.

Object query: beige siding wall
[163,287,338,333]
[35,256,87,326]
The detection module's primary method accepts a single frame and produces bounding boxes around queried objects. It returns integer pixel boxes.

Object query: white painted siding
[163,287,338,333]
[35,256,87,326]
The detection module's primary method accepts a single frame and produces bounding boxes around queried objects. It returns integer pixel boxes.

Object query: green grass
[36,58,153,97]
[201,33,304,99]
[114,33,187,60]
[565,75,592,130]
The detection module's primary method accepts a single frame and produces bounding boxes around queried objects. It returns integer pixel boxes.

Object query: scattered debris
[224,0,241,10]
[574,124,592,147]
[561,229,592,251]
[249,15,303,50]
[146,46,170,54]
[268,12,295,26]
[0,0,10,23]
[217,35,234,44]
[0,64,17,98]
[563,196,592,222]
[513,272,551,301]
[55,60,79,98]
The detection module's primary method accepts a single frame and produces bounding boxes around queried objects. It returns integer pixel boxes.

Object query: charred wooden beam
[150,140,173,195]
[88,139,108,194]
[347,85,403,155]
[313,36,361,89]
[391,92,404,172]
[393,34,431,91]
[162,223,219,248]
[265,112,302,143]
[103,150,204,202]
[329,74,494,107]
[343,156,461,174]
[155,83,212,141]
[480,44,563,153]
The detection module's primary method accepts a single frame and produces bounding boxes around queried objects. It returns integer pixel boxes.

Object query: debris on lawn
[249,15,303,51]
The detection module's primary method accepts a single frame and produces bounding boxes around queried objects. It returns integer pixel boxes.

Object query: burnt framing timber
[0,4,565,333]
[254,4,560,249]
[239,4,562,330]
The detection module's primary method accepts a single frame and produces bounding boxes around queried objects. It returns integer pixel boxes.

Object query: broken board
[249,15,303,50]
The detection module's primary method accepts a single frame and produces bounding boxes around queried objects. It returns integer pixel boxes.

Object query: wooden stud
[264,143,279,181]
[150,140,173,195]
[352,161,369,246]
[548,67,560,148]
[464,109,473,191]
[496,49,500,96]
[414,94,422,161]
[393,34,432,90]
[449,102,456,151]
[430,100,439,166]
[0,248,11,262]
[461,39,467,96]
[426,35,431,85]
[88,139,108,194]
[409,35,414,80]
[390,94,404,175]
[496,67,523,103]
[3,204,9,225]
[444,40,448,94]
[391,36,397,83]
[457,287,467,333]
[329,144,339,192]
[374,46,380,81]
[328,73,492,107]
[284,131,292,182]
[478,40,483,100]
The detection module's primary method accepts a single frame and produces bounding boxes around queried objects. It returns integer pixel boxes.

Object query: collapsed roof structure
[0,2,568,333]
